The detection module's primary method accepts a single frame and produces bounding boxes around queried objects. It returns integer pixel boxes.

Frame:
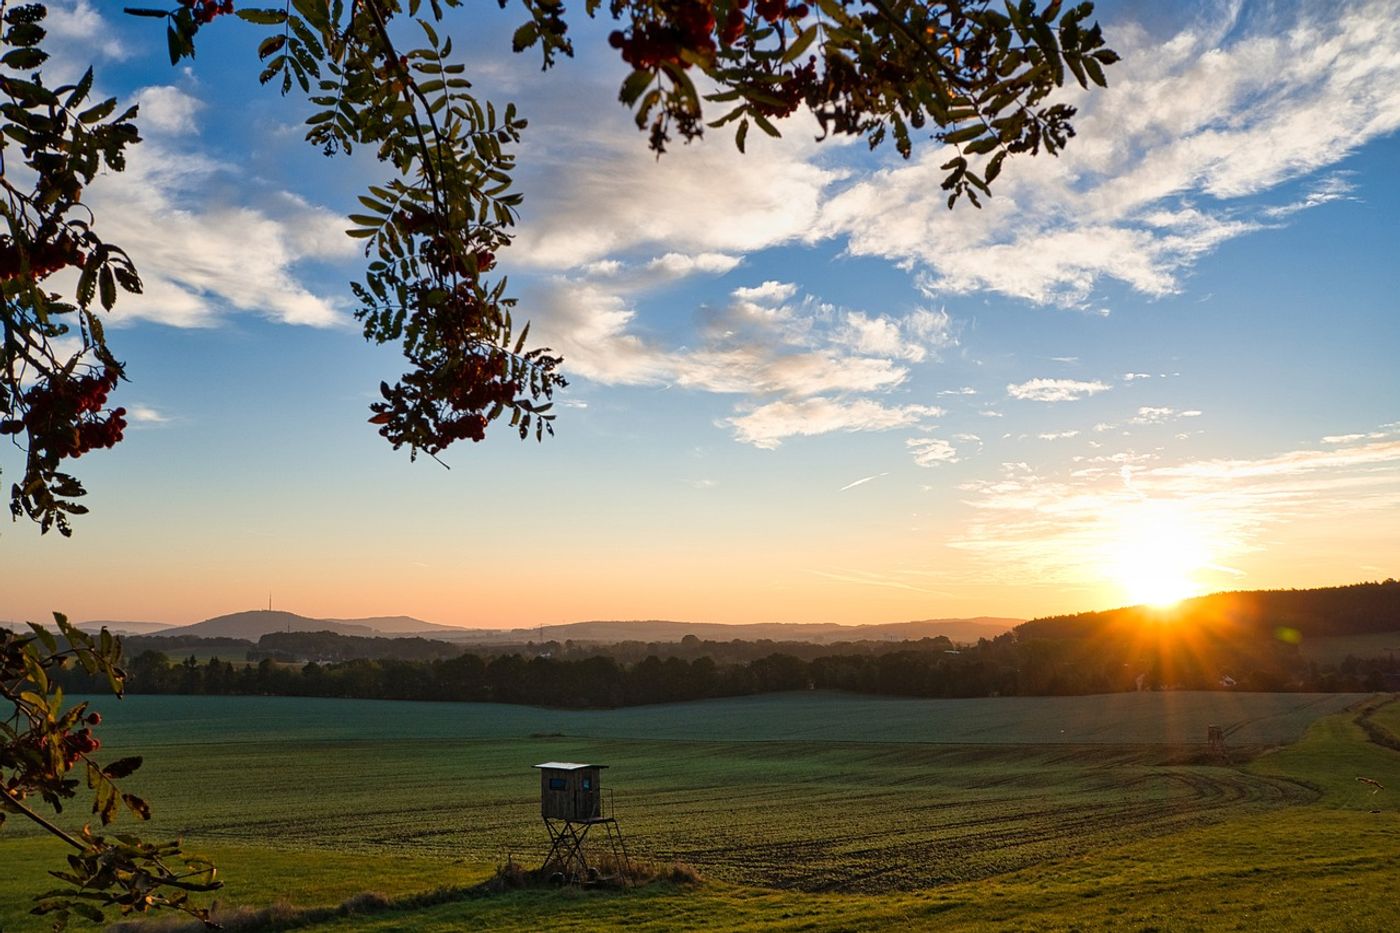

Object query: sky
[1,0,1397,628]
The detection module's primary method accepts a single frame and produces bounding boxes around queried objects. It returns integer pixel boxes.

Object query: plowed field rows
[6,691,1352,891]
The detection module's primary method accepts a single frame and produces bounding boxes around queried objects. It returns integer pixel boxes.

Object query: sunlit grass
[1,693,1394,931]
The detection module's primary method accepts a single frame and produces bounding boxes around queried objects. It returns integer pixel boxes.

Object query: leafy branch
[1,614,220,929]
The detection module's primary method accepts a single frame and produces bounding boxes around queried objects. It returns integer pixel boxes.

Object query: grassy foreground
[0,692,1395,931]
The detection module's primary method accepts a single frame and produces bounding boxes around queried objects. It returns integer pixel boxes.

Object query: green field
[1,690,1396,931]
[1299,630,1400,665]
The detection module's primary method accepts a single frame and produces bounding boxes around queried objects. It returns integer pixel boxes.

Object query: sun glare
[1108,502,1210,608]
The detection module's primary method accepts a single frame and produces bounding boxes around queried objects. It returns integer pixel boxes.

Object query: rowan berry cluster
[608,0,718,69]
[608,1,810,70]
[62,727,101,767]
[2,368,127,459]
[370,348,521,452]
[181,0,234,25]
[0,234,84,282]
[755,0,807,22]
[752,55,818,117]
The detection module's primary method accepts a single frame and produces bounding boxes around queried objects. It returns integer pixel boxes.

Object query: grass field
[1,690,1394,931]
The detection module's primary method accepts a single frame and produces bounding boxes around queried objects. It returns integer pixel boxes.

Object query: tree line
[50,635,1399,709]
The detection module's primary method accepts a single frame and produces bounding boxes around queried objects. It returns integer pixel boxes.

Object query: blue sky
[1,0,1397,627]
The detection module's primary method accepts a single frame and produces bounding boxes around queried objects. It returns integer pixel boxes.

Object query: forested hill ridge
[21,612,1020,645]
[1019,580,1400,641]
[156,610,458,640]
[466,618,1020,645]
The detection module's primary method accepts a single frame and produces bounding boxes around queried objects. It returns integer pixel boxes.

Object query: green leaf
[236,8,289,25]
[782,25,818,64]
[98,266,116,311]
[1,48,47,69]
[618,69,652,106]
[122,793,152,820]
[104,756,144,779]
[943,124,985,145]
[78,98,117,125]
[258,34,288,60]
[512,22,539,53]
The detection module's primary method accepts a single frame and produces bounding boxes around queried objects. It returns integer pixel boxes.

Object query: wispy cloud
[839,473,889,492]
[1008,379,1112,402]
[46,1,127,64]
[529,277,953,447]
[84,110,353,329]
[1129,406,1203,425]
[126,405,169,425]
[951,427,1400,588]
[725,399,942,450]
[809,1,1400,306]
[907,436,959,467]
[804,568,942,595]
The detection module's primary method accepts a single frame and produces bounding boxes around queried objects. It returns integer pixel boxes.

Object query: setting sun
[1108,501,1210,608]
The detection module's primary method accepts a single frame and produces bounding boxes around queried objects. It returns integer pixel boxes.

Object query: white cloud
[514,113,841,268]
[45,72,357,331]
[1128,406,1204,425]
[907,436,959,467]
[836,307,952,363]
[1038,430,1081,441]
[732,281,798,303]
[134,85,203,135]
[126,405,169,424]
[528,276,955,447]
[1007,379,1112,402]
[725,398,941,449]
[45,1,126,64]
[1262,172,1359,218]
[645,252,743,278]
[939,386,978,397]
[809,1,1400,306]
[1123,372,1153,381]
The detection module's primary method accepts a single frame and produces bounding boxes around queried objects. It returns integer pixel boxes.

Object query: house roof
[533,761,607,771]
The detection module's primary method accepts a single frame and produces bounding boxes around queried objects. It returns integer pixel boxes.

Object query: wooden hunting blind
[536,761,604,821]
[533,762,630,886]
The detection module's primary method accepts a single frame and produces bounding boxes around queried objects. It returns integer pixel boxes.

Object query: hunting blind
[533,762,630,885]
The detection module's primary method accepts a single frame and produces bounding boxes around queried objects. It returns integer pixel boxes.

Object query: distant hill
[159,610,466,641]
[1019,581,1400,645]
[449,617,1019,645]
[2,619,176,636]
[76,620,177,636]
[12,611,1019,646]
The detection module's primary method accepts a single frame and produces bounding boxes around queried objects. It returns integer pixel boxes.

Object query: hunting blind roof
[533,762,607,771]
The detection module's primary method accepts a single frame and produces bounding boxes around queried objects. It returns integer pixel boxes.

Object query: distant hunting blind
[533,762,630,885]
[1207,724,1228,760]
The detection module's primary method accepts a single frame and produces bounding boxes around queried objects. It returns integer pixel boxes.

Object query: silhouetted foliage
[0,617,219,929]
